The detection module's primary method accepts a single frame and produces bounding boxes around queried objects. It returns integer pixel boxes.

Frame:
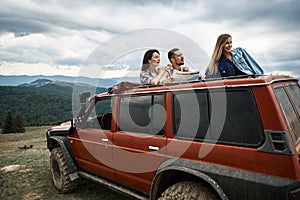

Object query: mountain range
[0,75,139,88]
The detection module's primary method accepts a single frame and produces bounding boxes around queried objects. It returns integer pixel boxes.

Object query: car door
[113,93,167,193]
[69,97,115,180]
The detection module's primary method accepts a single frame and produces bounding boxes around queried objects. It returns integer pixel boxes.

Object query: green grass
[0,126,132,200]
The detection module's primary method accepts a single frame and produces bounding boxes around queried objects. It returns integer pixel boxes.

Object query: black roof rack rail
[203,74,263,82]
[106,75,264,94]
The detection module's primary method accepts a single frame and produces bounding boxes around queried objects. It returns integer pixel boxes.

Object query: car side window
[118,94,165,135]
[173,89,264,146]
[86,98,112,130]
[173,91,210,140]
[215,89,264,146]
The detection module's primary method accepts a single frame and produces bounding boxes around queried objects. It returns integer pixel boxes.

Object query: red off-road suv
[46,75,300,200]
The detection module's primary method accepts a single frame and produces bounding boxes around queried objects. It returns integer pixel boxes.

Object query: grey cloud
[0,0,299,78]
[1,0,299,35]
[0,18,51,34]
[200,0,300,29]
[14,32,30,37]
[265,65,300,78]
[1,39,61,64]
[0,0,199,36]
[0,1,109,35]
[55,57,84,66]
[273,53,300,63]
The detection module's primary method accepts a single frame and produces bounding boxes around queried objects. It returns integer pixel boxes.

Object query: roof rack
[107,79,206,94]
[107,81,140,94]
[106,74,294,94]
[203,74,262,82]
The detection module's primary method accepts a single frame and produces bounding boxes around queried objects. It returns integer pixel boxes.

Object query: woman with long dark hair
[140,49,173,85]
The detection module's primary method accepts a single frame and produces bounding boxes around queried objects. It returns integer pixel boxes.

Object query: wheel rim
[51,159,62,186]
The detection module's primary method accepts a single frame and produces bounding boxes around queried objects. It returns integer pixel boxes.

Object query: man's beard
[176,61,184,66]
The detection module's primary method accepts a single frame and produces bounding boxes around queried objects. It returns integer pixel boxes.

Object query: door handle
[101,138,109,142]
[148,145,159,151]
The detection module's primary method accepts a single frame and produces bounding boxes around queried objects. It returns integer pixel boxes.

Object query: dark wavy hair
[141,49,160,71]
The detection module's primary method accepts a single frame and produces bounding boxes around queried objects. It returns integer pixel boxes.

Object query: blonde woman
[205,34,264,79]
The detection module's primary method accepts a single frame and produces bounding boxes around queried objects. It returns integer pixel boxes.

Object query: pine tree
[2,111,14,134]
[1,112,25,134]
[15,114,25,133]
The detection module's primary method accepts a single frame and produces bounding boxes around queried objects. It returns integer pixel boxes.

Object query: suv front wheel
[50,147,78,193]
[158,181,220,200]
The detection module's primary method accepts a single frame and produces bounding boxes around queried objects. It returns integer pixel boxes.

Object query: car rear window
[286,84,300,115]
[274,85,300,143]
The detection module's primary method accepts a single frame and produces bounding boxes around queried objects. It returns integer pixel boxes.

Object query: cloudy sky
[0,0,299,79]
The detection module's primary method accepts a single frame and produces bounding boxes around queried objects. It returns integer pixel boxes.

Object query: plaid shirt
[140,69,158,85]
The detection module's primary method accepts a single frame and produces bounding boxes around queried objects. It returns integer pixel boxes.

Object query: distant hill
[0,79,107,127]
[0,75,139,88]
[19,79,53,86]
[0,75,75,86]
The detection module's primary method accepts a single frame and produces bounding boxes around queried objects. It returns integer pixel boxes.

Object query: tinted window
[172,89,264,146]
[173,91,209,140]
[274,86,300,143]
[215,89,264,146]
[286,84,300,115]
[118,94,164,135]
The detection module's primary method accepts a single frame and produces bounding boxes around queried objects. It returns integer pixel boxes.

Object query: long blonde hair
[207,34,232,74]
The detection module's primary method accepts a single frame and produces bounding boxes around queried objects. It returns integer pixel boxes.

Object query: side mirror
[72,118,77,128]
[79,92,91,103]
[70,118,77,133]
[77,92,91,119]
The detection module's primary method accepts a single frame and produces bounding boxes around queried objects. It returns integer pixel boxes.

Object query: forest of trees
[2,111,25,133]
[0,80,107,130]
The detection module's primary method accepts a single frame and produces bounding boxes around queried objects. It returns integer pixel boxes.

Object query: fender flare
[47,135,79,181]
[150,164,228,200]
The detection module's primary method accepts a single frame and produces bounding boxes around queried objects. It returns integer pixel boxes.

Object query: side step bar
[78,171,148,200]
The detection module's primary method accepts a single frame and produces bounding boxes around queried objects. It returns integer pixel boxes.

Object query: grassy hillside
[0,126,131,200]
[0,80,107,127]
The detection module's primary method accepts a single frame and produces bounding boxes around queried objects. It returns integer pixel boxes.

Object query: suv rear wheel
[158,181,219,200]
[50,147,78,193]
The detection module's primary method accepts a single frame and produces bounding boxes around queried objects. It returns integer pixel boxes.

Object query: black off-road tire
[50,147,78,193]
[158,181,220,200]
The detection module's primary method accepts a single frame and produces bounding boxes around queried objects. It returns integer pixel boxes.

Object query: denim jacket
[205,47,264,79]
